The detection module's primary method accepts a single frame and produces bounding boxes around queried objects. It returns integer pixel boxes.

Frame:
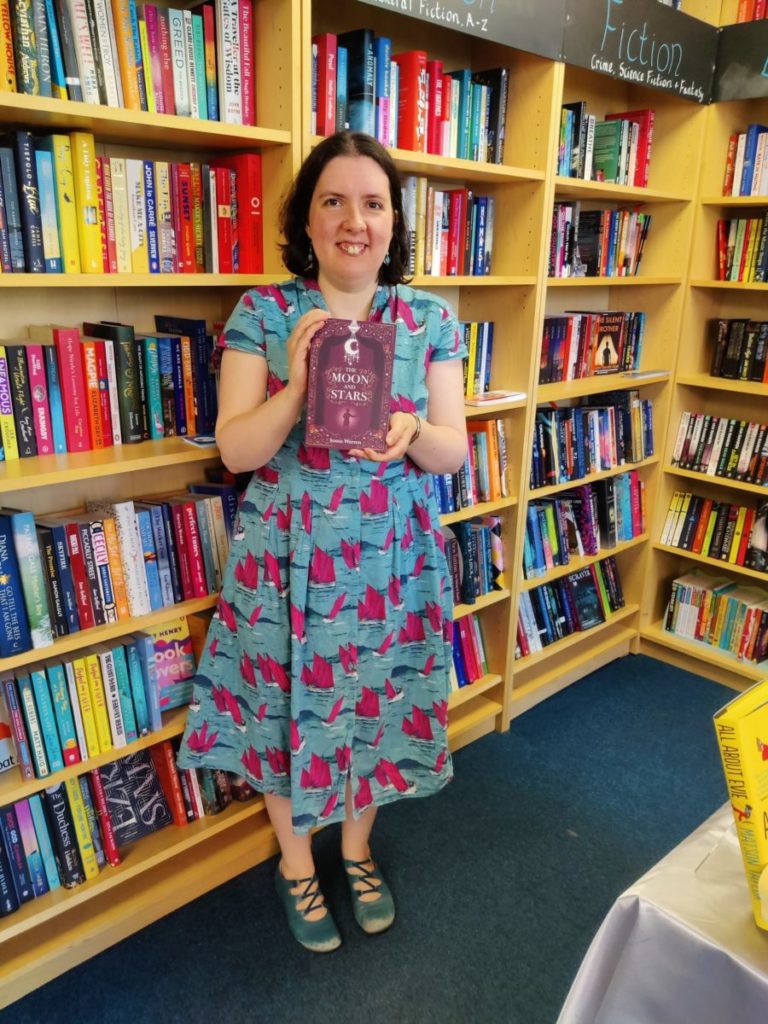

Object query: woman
[179,132,468,952]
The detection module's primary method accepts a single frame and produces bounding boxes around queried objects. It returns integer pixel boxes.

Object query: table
[557,804,768,1024]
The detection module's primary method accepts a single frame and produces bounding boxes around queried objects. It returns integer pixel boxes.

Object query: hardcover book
[305,319,395,452]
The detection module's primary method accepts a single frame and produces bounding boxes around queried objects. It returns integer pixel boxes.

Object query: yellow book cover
[70,132,104,273]
[714,678,768,930]
[728,506,748,564]
[102,516,130,620]
[125,158,149,274]
[465,322,478,398]
[137,12,156,113]
[63,777,100,880]
[40,135,81,273]
[108,156,132,274]
[0,0,16,92]
[83,652,113,754]
[0,345,20,459]
[701,505,719,557]
[414,175,427,277]
[71,655,100,758]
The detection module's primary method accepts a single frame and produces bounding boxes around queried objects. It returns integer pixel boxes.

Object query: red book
[392,50,428,153]
[426,58,443,155]
[52,327,92,452]
[239,0,255,126]
[87,767,122,865]
[736,507,755,565]
[605,109,654,188]
[80,338,108,449]
[690,497,714,554]
[446,188,465,276]
[156,7,175,115]
[149,740,188,827]
[178,499,207,597]
[190,162,205,272]
[24,343,54,455]
[95,156,110,273]
[457,617,480,681]
[213,165,234,273]
[62,520,96,630]
[214,153,263,272]
[305,319,396,451]
[312,33,337,136]
[171,163,195,272]
[723,132,739,195]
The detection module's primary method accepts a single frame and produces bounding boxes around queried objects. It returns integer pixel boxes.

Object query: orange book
[80,338,107,449]
[110,0,143,109]
[101,516,130,619]
[149,740,188,827]
[690,498,714,555]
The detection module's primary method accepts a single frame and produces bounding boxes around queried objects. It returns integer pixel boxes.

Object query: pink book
[426,59,443,156]
[156,7,175,116]
[95,157,110,273]
[24,343,54,455]
[52,328,92,452]
[238,0,254,125]
[143,4,166,114]
[312,33,337,137]
[100,157,118,274]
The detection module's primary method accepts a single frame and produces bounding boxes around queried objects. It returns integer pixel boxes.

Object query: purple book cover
[305,319,395,451]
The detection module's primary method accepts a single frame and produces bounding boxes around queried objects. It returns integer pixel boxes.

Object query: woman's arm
[407,358,467,474]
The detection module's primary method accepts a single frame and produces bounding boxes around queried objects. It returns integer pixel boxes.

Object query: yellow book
[414,175,428,277]
[102,516,131,620]
[70,132,104,273]
[83,652,113,754]
[714,678,768,931]
[465,322,479,398]
[0,345,20,459]
[701,506,719,558]
[37,135,81,273]
[728,506,748,564]
[71,656,100,759]
[0,0,15,92]
[125,158,149,274]
[137,12,156,114]
[63,777,100,880]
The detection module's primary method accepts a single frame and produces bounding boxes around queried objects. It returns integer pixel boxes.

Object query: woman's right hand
[285,309,330,398]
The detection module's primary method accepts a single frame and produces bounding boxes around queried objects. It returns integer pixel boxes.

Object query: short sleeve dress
[178,278,468,833]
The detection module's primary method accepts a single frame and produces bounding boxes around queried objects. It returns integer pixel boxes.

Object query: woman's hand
[348,411,418,463]
[285,309,330,398]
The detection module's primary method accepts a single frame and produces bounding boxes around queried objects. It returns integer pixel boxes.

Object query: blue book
[450,70,473,161]
[27,793,60,893]
[191,14,208,120]
[167,335,187,436]
[0,155,12,271]
[155,333,175,435]
[123,641,151,736]
[336,46,348,131]
[188,482,238,539]
[128,0,148,111]
[451,628,468,687]
[34,149,62,272]
[17,672,50,777]
[0,146,25,270]
[45,661,80,767]
[43,0,68,99]
[110,643,138,744]
[3,508,53,649]
[0,804,34,904]
[134,507,164,611]
[472,196,488,276]
[740,125,768,197]
[143,161,160,273]
[136,334,164,439]
[153,316,211,433]
[8,131,45,273]
[14,798,48,896]
[140,502,174,606]
[469,81,484,161]
[337,29,375,136]
[35,518,79,633]
[0,514,32,657]
[42,346,68,453]
[374,36,391,146]
[0,829,19,915]
[28,664,64,772]
[132,632,162,732]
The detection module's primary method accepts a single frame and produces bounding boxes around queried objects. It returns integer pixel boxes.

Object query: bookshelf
[638,2,768,689]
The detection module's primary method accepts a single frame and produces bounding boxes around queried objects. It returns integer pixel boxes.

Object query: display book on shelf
[637,8,768,689]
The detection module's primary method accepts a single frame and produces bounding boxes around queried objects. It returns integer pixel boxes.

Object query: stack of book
[539,310,646,383]
[401,175,494,277]
[444,517,505,607]
[450,612,487,688]
[670,412,768,484]
[661,493,768,572]
[0,490,235,657]
[722,123,768,197]
[516,556,625,657]
[0,130,263,275]
[1,0,255,124]
[709,318,768,382]
[664,570,768,664]
[461,320,495,397]
[734,2,768,23]
[550,202,652,278]
[311,30,508,163]
[558,104,654,187]
[434,418,509,514]
[716,213,768,283]
[0,316,218,463]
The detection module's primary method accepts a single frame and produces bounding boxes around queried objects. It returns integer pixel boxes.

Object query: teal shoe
[344,858,396,935]
[274,864,342,953]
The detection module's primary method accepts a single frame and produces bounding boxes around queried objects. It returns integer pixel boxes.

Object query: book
[146,616,196,711]
[97,749,173,847]
[464,389,526,407]
[305,319,396,452]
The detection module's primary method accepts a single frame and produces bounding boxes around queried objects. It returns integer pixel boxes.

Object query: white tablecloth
[557,804,768,1024]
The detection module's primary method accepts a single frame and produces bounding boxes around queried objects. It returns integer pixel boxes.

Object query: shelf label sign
[713,22,768,101]
[357,0,567,60]
[562,0,716,103]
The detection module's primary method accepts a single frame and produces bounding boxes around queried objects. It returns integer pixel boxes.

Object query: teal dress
[178,278,467,833]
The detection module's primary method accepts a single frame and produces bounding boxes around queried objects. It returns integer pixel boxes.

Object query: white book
[183,9,200,119]
[87,500,151,616]
[706,416,729,475]
[168,8,191,117]
[205,494,228,588]
[660,491,681,547]
[737,421,759,479]
[583,114,596,181]
[91,0,121,106]
[206,166,219,273]
[431,189,444,276]
[389,60,399,149]
[732,132,747,197]
[101,338,122,445]
[94,645,126,747]
[18,676,49,776]
[125,157,148,274]
[63,660,88,761]
[216,0,242,124]
[154,161,175,274]
[66,0,101,104]
[671,411,691,465]
[108,157,132,274]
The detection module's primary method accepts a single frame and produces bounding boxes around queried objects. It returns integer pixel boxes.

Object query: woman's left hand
[348,411,417,463]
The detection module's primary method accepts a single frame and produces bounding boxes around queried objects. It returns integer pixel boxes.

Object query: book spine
[83,652,113,753]
[14,797,48,895]
[41,782,85,886]
[29,667,64,771]
[11,129,45,270]
[63,776,99,878]
[17,673,50,777]
[87,766,121,864]
[70,132,103,272]
[96,647,126,747]
[71,655,101,758]
[27,792,61,891]
[110,643,137,742]
[0,675,34,778]
[45,661,80,766]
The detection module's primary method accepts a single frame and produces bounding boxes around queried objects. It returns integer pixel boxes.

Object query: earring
[383,252,391,266]
[307,242,314,266]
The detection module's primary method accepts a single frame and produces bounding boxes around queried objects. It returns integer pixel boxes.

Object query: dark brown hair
[279,132,410,286]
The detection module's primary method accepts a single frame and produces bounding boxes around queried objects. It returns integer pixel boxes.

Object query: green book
[592,121,622,183]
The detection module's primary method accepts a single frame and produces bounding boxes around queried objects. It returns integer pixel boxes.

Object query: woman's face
[306,155,394,293]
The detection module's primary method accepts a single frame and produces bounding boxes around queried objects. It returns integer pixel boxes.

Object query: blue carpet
[2,655,732,1024]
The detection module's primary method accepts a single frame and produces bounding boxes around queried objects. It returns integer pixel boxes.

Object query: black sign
[357,0,567,61]
[562,0,717,104]
[714,22,768,102]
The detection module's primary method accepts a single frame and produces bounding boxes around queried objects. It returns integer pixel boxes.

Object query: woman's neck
[317,273,379,322]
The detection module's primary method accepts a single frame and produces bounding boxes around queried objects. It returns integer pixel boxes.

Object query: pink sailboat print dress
[178,278,467,832]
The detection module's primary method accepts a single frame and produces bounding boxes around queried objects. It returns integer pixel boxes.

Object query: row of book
[461,320,495,399]
[311,30,508,165]
[664,569,768,665]
[735,1,768,21]
[0,617,195,779]
[661,493,768,573]
[558,103,655,188]
[523,471,646,580]
[450,612,487,689]
[709,317,768,383]
[530,392,655,490]
[400,175,494,278]
[550,203,652,279]
[539,310,646,384]
[722,123,768,197]
[516,556,625,658]
[0,128,263,275]
[0,745,258,917]
[434,418,510,515]
[444,517,505,608]
[0,320,217,465]
[0,0,255,124]
[0,486,234,657]
[670,411,768,485]
[716,214,768,283]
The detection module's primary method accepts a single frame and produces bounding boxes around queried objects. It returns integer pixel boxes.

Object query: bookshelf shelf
[447,693,503,752]
[652,542,768,585]
[640,621,766,686]
[547,277,683,288]
[663,466,767,498]
[701,196,768,207]
[0,709,188,805]
[674,373,768,396]
[520,534,649,591]
[514,603,639,672]
[440,496,517,527]
[464,397,528,417]
[537,371,670,403]
[0,595,219,674]
[690,280,768,291]
[454,588,511,621]
[0,274,282,288]
[0,438,221,493]
[412,276,538,288]
[448,673,503,710]
[554,176,690,204]
[529,456,659,500]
